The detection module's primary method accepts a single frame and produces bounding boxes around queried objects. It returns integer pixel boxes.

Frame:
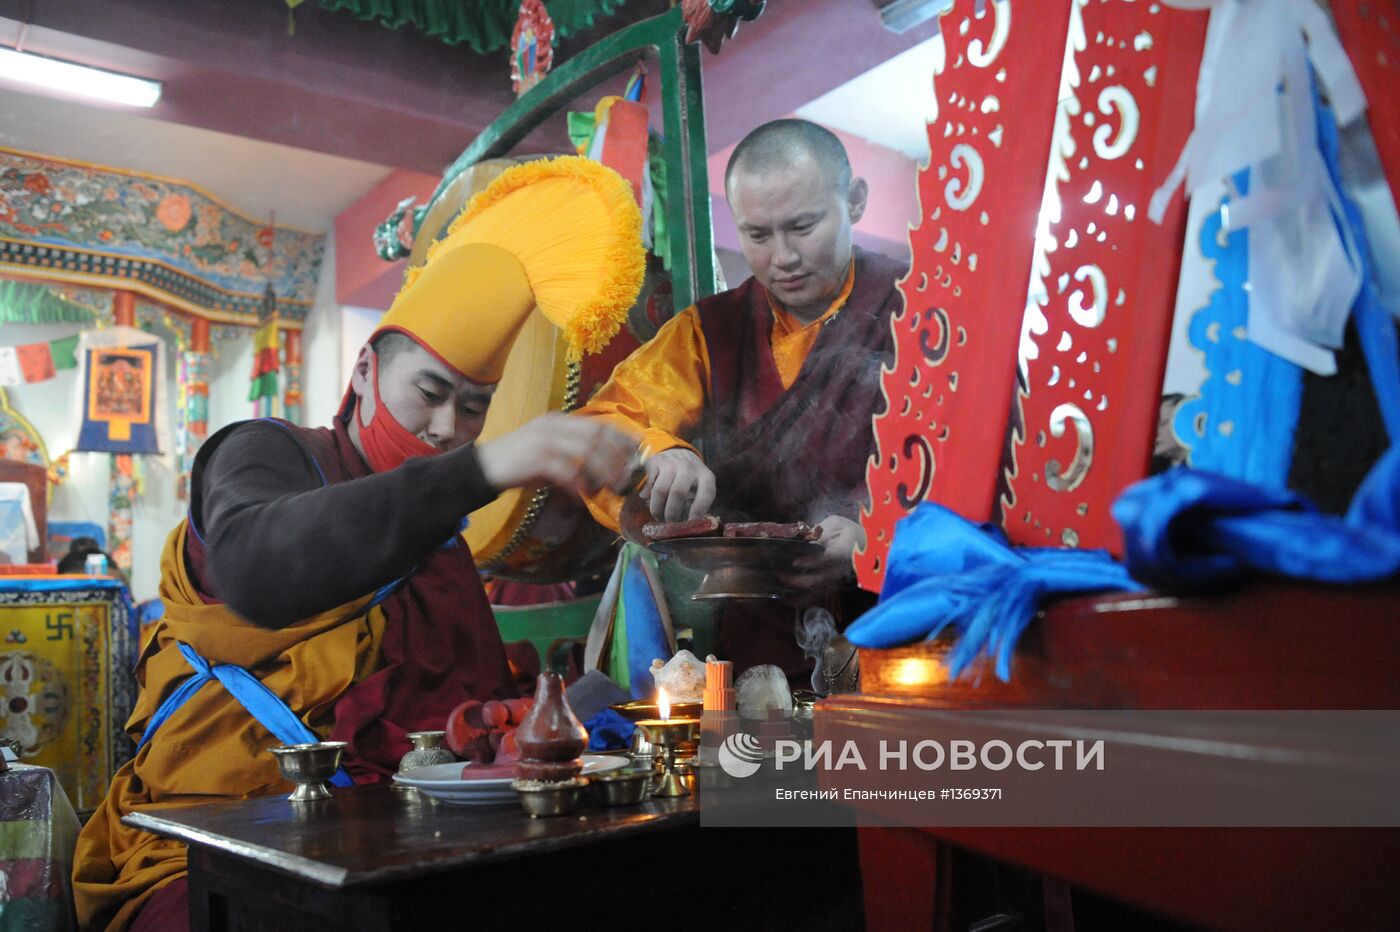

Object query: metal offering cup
[513,777,589,817]
[268,741,348,802]
[399,730,454,774]
[636,718,700,797]
[590,768,653,807]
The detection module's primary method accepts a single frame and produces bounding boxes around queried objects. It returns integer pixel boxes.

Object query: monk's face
[351,340,495,451]
[727,154,868,320]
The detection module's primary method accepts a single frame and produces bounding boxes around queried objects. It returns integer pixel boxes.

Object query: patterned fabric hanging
[0,337,79,387]
[177,322,210,501]
[108,454,139,573]
[567,69,670,269]
[0,279,96,325]
[75,344,161,455]
[249,303,280,418]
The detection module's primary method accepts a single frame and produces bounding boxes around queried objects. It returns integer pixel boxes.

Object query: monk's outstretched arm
[573,306,711,529]
[199,421,496,627]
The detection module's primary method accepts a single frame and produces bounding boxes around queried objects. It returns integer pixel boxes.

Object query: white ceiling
[0,85,391,232]
[794,34,943,162]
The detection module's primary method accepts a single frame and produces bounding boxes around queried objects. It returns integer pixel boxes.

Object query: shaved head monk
[578,118,908,679]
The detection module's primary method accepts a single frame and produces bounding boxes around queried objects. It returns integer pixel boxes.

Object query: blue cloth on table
[844,504,1141,682]
[584,708,636,751]
[1113,453,1400,590]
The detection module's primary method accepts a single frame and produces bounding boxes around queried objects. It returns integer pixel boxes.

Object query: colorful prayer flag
[49,335,78,370]
[0,347,21,387]
[248,318,280,407]
[0,335,83,385]
[15,343,54,383]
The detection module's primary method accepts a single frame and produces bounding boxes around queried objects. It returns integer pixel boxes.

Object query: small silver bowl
[268,741,348,802]
[628,729,658,771]
[512,777,589,817]
[692,760,736,792]
[590,768,652,807]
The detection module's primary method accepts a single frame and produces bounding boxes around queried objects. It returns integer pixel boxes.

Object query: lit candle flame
[658,687,670,721]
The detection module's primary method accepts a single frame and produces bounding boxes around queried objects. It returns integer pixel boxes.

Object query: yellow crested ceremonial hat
[374,156,646,383]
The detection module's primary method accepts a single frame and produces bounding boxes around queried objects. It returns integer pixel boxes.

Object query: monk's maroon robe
[187,415,515,782]
[694,246,908,677]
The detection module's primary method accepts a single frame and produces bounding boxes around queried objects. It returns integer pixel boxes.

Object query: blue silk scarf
[844,505,1140,682]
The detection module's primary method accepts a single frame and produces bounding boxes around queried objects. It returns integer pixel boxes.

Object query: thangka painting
[76,344,161,454]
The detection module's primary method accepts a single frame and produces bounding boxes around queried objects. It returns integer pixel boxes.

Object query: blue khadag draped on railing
[1114,450,1400,590]
[844,506,1141,682]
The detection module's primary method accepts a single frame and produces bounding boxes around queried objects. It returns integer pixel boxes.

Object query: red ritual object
[858,0,1075,590]
[1000,2,1206,552]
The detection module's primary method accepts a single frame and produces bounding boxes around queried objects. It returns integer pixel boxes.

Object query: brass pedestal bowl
[269,741,348,802]
[650,537,824,600]
[611,699,703,762]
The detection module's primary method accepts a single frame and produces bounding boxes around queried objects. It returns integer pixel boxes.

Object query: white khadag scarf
[1150,0,1369,375]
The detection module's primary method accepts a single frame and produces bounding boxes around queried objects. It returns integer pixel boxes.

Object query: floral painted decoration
[0,149,323,322]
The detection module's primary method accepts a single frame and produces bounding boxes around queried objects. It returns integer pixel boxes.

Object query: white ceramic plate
[392,754,627,805]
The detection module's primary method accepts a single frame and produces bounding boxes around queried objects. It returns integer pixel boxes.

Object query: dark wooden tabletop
[123,785,698,889]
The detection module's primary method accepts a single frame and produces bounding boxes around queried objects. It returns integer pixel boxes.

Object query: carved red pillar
[178,317,212,499]
[109,290,139,567]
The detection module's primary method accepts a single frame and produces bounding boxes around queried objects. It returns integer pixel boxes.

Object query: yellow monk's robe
[578,261,856,529]
[72,521,385,931]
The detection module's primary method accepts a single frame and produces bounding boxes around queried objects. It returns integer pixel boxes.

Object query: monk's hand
[477,414,641,496]
[779,515,864,592]
[638,448,716,522]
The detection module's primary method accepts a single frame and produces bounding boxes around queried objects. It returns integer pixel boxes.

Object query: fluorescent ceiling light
[0,47,162,108]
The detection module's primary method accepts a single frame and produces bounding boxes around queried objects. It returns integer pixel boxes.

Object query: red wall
[335,168,440,310]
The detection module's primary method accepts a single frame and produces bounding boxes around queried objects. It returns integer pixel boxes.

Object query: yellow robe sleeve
[575,305,710,530]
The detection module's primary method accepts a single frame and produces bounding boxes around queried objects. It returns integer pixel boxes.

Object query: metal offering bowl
[590,768,653,807]
[651,536,825,600]
[268,741,347,802]
[513,777,589,817]
[610,699,704,723]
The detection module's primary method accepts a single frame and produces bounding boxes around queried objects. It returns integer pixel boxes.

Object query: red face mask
[354,354,441,472]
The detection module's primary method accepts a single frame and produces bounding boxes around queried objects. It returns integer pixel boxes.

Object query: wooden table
[125,784,862,931]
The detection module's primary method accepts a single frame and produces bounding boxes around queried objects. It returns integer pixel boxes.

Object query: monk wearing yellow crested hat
[73,158,647,932]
